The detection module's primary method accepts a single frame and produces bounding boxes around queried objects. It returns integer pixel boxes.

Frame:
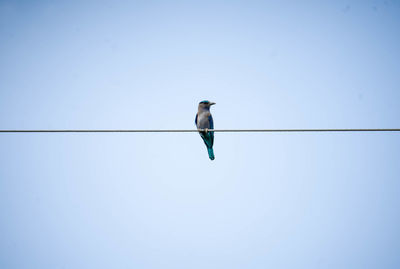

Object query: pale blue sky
[1,1,400,268]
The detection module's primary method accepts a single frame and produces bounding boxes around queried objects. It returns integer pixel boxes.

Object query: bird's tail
[207,147,215,160]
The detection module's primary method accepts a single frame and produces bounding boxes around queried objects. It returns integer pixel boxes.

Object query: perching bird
[195,100,216,160]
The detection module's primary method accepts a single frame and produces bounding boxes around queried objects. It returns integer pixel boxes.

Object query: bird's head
[198,100,216,110]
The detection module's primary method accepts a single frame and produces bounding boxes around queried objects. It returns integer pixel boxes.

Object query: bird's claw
[204,128,208,133]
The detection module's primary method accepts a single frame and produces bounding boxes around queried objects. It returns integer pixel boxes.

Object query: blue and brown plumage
[195,100,216,160]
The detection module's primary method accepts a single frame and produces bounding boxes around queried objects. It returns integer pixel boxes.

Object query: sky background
[1,0,400,268]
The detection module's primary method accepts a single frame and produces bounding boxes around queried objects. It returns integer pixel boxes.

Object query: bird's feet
[204,128,208,133]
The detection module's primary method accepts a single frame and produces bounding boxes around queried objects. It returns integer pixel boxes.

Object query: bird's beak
[210,102,216,105]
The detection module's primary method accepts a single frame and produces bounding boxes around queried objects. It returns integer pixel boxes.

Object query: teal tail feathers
[199,131,215,160]
[207,147,215,160]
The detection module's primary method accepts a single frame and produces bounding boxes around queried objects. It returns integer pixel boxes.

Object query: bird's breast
[196,112,211,129]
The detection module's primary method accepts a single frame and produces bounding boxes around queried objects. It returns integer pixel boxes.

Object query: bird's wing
[208,115,214,145]
[208,115,214,130]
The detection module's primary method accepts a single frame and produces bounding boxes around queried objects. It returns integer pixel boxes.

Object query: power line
[0,129,399,133]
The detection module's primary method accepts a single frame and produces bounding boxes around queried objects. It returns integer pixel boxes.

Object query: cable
[0,129,399,133]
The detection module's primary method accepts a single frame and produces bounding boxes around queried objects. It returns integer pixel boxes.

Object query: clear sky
[1,1,400,268]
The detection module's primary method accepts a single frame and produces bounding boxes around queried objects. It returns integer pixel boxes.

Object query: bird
[195,100,216,160]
